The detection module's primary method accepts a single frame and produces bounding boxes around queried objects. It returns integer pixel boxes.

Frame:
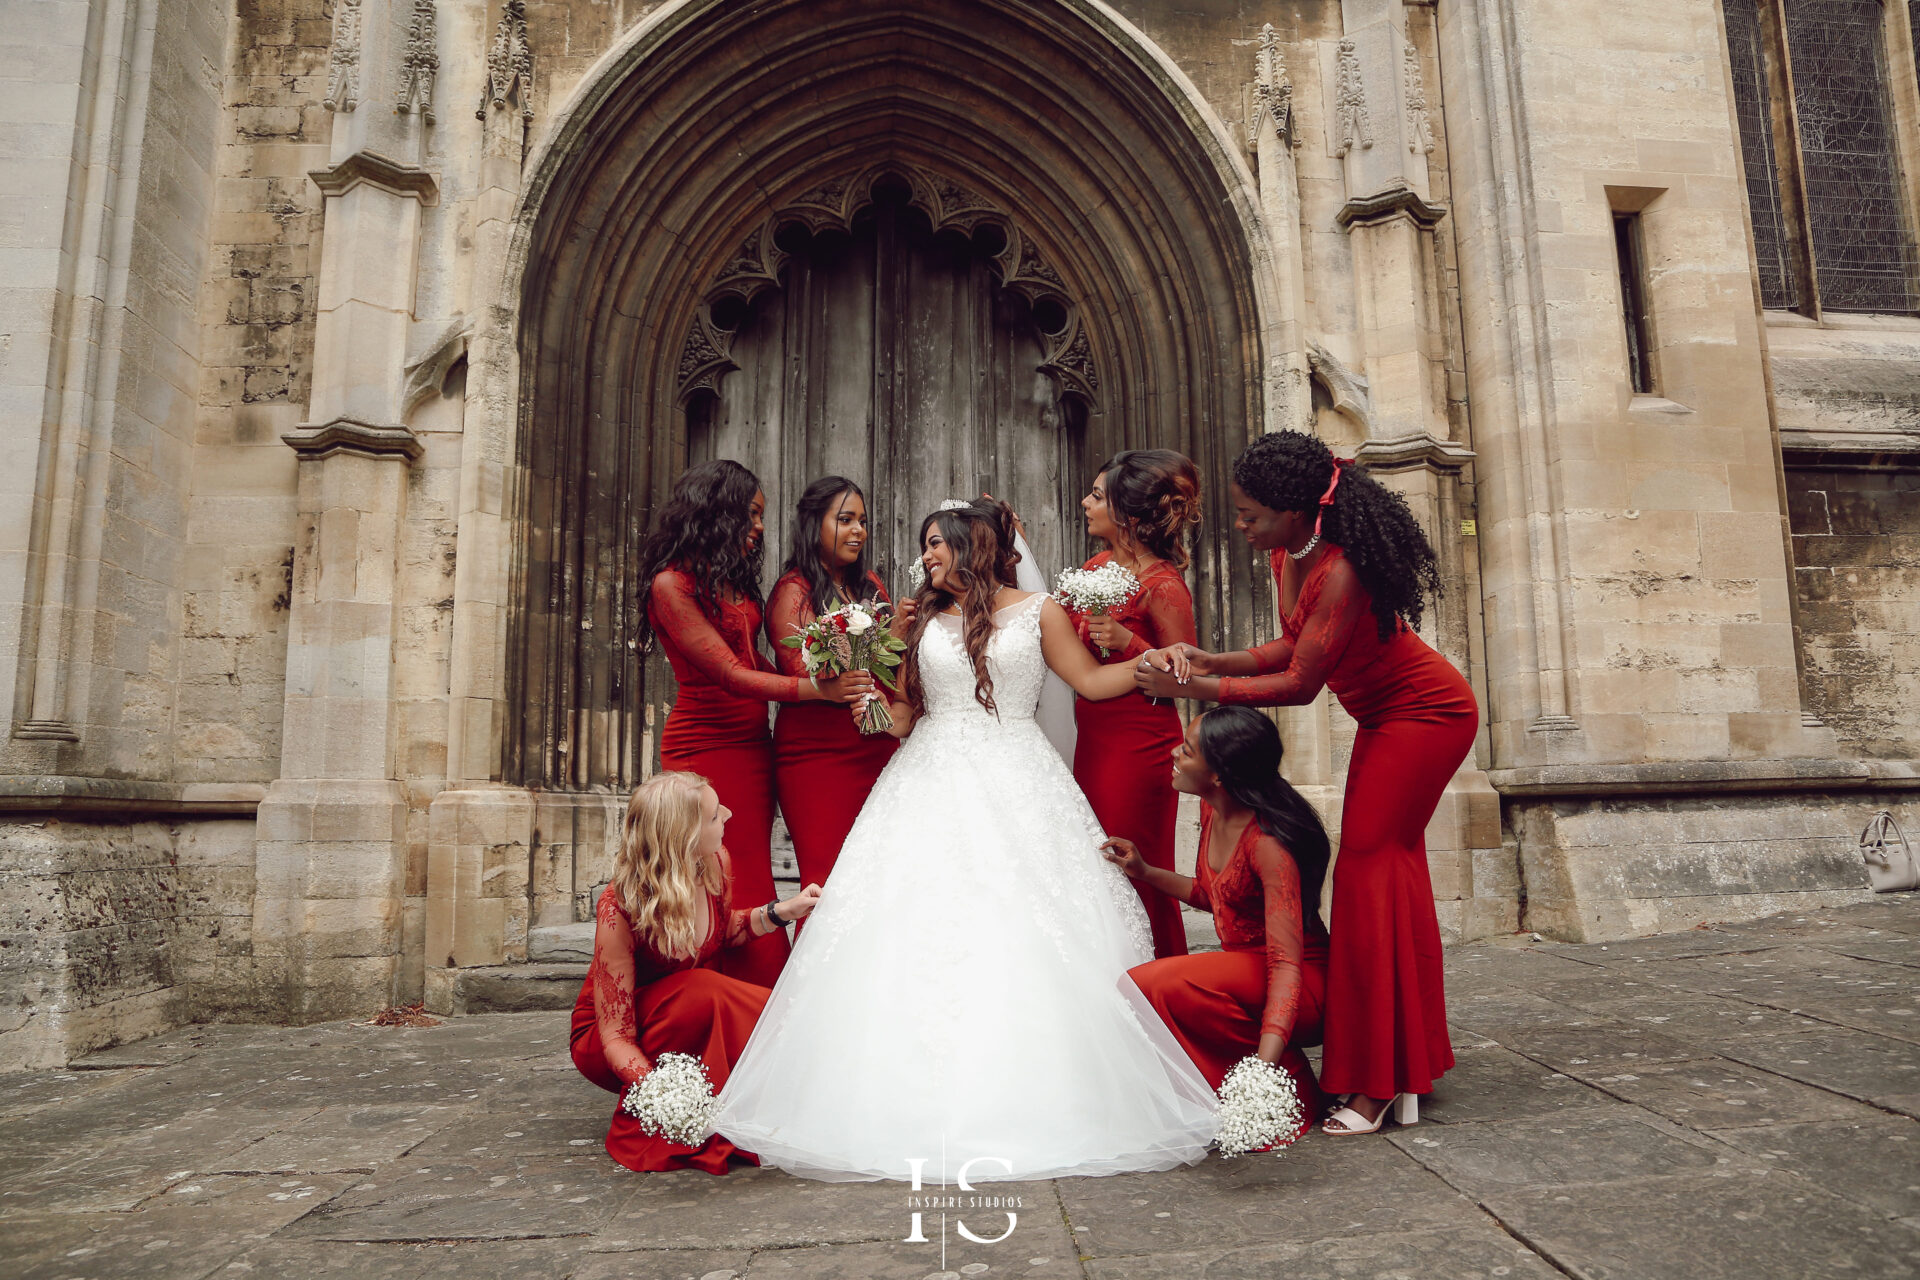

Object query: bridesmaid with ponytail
[638,460,870,987]
[765,477,898,893]
[1104,707,1332,1137]
[1068,450,1202,959]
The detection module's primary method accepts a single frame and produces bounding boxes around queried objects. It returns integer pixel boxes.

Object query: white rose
[845,610,875,635]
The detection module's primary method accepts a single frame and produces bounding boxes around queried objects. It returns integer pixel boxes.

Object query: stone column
[425,0,539,1014]
[253,0,440,1016]
[1321,0,1507,937]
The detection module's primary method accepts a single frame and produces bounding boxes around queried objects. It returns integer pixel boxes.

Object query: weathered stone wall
[177,0,332,786]
[1787,466,1920,759]
[1512,791,1890,941]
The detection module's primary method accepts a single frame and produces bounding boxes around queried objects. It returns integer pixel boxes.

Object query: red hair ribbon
[1311,458,1352,541]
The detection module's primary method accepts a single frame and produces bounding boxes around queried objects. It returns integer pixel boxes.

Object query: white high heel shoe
[1322,1092,1419,1136]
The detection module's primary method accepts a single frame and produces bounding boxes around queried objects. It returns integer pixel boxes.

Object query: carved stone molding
[1250,23,1295,150]
[1403,42,1434,156]
[478,0,533,123]
[396,0,438,123]
[283,417,425,461]
[677,165,1100,407]
[1307,340,1370,429]
[1334,37,1373,157]
[401,315,471,416]
[1334,182,1445,230]
[310,150,440,205]
[1352,430,1474,473]
[323,0,363,113]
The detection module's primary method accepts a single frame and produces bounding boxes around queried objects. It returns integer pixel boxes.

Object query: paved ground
[4,897,1919,1280]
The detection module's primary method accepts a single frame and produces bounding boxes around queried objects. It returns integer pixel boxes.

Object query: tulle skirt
[710,708,1218,1182]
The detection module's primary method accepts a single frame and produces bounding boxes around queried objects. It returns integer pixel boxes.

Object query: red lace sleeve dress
[1213,545,1478,1104]
[650,569,806,986]
[765,570,897,893]
[568,861,771,1174]
[1128,804,1330,1139]
[1068,553,1196,959]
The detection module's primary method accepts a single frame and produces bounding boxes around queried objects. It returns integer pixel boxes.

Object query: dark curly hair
[1196,707,1331,918]
[635,459,765,652]
[1095,449,1202,570]
[782,476,878,615]
[1232,431,1441,640]
[901,499,1022,717]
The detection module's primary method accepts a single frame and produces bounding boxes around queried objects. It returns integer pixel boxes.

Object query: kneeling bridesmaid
[1104,706,1332,1140]
[570,771,821,1174]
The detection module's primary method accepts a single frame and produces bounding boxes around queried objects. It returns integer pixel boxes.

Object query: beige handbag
[1860,811,1919,894]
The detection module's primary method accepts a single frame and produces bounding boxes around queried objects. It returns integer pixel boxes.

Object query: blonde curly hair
[609,772,720,961]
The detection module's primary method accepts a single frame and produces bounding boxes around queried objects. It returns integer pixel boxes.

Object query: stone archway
[504,0,1278,795]
[425,0,1282,990]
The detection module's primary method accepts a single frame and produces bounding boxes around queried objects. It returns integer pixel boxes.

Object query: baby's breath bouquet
[1053,562,1142,656]
[781,599,908,734]
[1214,1055,1307,1158]
[621,1052,718,1148]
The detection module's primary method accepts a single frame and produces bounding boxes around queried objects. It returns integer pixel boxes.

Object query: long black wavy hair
[901,499,1023,717]
[635,459,764,652]
[782,476,877,615]
[1232,431,1441,640]
[1195,706,1331,917]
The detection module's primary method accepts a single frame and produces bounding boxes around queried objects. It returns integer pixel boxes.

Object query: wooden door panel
[692,201,1079,599]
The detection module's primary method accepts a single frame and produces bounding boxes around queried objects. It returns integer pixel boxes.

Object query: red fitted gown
[569,866,770,1174]
[1068,554,1195,959]
[1216,546,1477,1100]
[651,569,804,986]
[1129,805,1330,1135]
[766,570,897,891]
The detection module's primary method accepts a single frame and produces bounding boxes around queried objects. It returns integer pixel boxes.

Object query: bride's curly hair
[902,499,1022,716]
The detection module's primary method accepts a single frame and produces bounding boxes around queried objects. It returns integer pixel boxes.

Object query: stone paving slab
[0,898,1916,1279]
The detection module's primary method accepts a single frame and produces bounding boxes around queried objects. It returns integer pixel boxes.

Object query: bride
[711,498,1217,1182]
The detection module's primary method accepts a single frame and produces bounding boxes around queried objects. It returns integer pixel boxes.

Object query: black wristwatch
[764,898,784,928]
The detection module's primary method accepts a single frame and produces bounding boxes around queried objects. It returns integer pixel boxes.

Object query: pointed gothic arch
[473,0,1282,790]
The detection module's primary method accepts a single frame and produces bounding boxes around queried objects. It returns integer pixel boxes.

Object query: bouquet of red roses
[781,600,908,734]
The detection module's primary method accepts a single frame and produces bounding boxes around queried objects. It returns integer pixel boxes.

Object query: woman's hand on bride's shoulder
[782,883,823,921]
[1100,837,1148,879]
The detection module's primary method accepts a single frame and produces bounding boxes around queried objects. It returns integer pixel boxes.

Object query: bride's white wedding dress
[711,592,1216,1182]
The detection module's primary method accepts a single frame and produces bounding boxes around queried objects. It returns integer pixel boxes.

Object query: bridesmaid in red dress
[1136,431,1478,1135]
[766,477,898,893]
[1103,706,1334,1139]
[569,771,823,1173]
[638,460,870,986]
[1068,450,1202,959]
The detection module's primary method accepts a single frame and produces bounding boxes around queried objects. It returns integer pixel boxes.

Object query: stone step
[451,962,585,1014]
[528,921,595,963]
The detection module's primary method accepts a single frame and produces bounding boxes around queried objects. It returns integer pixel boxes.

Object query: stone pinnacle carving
[323,0,363,113]
[396,0,439,123]
[1404,42,1434,156]
[1335,37,1373,157]
[1251,23,1295,149]
[478,0,534,123]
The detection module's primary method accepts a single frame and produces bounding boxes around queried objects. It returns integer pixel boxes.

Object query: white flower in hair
[906,558,927,591]
[939,498,971,511]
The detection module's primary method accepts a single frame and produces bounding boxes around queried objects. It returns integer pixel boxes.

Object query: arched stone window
[1725,0,1920,315]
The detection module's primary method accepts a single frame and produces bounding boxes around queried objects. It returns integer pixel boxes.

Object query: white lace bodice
[920,593,1048,722]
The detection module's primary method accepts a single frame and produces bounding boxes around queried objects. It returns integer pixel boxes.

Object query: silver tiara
[938,498,971,511]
